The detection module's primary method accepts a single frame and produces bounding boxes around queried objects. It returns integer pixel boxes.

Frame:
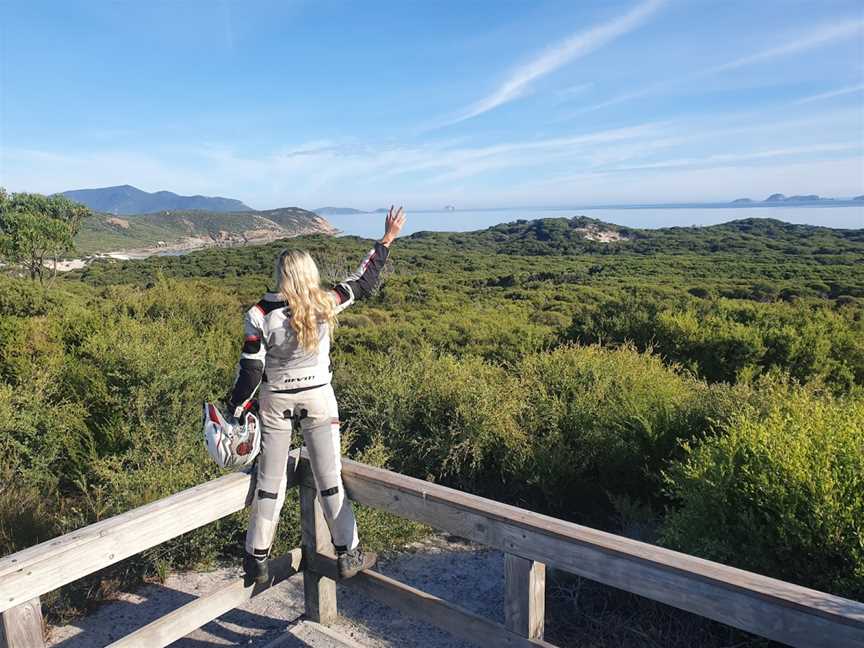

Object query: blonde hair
[274,249,337,352]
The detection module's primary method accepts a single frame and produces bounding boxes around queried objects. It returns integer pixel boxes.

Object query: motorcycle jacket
[227,242,389,415]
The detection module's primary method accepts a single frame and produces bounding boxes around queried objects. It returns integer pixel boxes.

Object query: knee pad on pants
[305,418,359,550]
[246,466,288,554]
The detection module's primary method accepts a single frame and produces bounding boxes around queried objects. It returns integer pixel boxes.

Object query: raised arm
[332,206,405,311]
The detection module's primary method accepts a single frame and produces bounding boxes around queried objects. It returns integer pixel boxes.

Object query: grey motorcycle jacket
[227,242,389,414]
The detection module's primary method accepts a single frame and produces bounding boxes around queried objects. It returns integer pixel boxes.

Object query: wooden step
[264,619,367,648]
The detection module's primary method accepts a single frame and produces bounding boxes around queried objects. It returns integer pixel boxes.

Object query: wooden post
[300,483,337,625]
[505,554,545,640]
[0,598,44,648]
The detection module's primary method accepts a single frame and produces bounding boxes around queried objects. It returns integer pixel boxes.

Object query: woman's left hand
[381,206,406,246]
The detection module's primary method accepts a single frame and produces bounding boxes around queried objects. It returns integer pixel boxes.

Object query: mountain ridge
[61,185,253,215]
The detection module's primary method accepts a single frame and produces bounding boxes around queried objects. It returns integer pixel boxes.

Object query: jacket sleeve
[331,241,390,313]
[227,307,266,415]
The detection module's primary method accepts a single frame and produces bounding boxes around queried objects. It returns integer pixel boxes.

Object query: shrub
[567,296,864,392]
[687,286,712,299]
[336,348,527,493]
[0,275,65,317]
[516,344,733,522]
[339,313,375,328]
[661,383,864,599]
[530,310,571,328]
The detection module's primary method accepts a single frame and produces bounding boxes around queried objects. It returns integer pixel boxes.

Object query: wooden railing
[2,449,863,648]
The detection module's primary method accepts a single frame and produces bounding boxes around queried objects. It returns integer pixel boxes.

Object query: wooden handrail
[302,453,864,648]
[0,462,292,613]
[1,449,863,648]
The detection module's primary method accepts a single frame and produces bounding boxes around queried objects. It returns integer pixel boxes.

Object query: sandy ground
[48,253,134,272]
[573,226,626,243]
[51,259,90,271]
[47,535,503,648]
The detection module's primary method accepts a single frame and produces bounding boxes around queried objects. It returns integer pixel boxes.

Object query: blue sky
[1,0,863,210]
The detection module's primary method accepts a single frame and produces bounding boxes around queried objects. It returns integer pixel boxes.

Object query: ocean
[323,205,864,239]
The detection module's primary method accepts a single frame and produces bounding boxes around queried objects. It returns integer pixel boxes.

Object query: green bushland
[337,343,744,524]
[0,275,423,615]
[517,345,740,520]
[661,382,864,600]
[2,216,864,620]
[567,294,864,392]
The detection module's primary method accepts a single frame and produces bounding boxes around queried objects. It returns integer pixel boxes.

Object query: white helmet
[202,402,261,469]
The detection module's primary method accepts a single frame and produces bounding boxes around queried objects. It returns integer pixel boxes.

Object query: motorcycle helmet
[202,401,261,469]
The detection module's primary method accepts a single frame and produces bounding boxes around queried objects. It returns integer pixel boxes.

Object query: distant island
[730,193,863,206]
[61,185,252,215]
[315,206,421,215]
[319,195,862,216]
[314,206,392,215]
[313,206,369,215]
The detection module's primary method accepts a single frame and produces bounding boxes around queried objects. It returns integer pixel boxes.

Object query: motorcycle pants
[245,383,360,557]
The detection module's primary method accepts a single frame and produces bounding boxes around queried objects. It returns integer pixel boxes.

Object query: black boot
[243,551,269,585]
[337,545,377,579]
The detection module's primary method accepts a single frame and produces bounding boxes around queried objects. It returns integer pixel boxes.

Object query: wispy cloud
[5,109,860,208]
[419,122,672,182]
[606,143,862,172]
[505,158,864,206]
[575,19,864,114]
[221,0,235,50]
[559,82,594,95]
[1,123,669,204]
[439,0,667,126]
[707,21,863,74]
[792,83,864,105]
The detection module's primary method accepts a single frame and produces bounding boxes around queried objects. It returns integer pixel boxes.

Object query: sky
[1,0,863,210]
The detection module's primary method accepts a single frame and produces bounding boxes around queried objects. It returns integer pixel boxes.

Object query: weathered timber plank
[300,481,337,626]
[106,549,303,648]
[308,554,554,648]
[297,454,864,648]
[0,597,44,648]
[0,472,254,612]
[505,554,545,639]
[0,469,249,579]
[0,452,300,613]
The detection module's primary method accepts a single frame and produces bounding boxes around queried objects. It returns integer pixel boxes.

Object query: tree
[0,189,91,283]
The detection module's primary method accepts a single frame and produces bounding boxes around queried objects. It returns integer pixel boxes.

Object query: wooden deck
[2,449,862,648]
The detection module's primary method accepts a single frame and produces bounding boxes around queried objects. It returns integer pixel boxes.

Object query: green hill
[410,215,864,257]
[69,216,864,305]
[74,207,336,256]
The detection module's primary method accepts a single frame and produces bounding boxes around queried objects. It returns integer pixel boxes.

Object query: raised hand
[381,205,406,246]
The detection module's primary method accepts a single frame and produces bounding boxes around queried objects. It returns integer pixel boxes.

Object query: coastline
[56,227,336,272]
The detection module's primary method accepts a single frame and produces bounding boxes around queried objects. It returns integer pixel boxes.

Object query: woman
[226,206,406,584]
